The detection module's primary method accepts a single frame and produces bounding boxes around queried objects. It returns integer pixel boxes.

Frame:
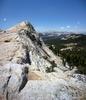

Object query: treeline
[60,48,86,74]
[43,35,86,75]
[49,45,86,74]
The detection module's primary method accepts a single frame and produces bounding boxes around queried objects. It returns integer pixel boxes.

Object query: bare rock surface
[0,21,86,100]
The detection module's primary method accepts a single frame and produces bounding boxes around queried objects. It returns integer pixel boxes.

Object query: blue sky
[0,0,86,32]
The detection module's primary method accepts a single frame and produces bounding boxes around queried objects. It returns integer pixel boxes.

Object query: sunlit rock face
[7,21,35,33]
[0,21,86,100]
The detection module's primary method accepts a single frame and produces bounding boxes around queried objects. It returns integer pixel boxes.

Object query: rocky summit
[0,21,86,100]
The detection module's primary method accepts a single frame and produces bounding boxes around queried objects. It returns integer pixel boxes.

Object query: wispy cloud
[60,27,64,29]
[77,21,80,25]
[3,18,7,22]
[66,25,70,28]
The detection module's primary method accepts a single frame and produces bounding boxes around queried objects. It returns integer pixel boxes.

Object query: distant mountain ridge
[40,31,86,41]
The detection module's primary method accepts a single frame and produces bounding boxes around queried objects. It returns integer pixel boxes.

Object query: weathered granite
[0,21,86,100]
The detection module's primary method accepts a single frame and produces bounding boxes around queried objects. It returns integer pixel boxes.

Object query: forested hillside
[43,34,86,74]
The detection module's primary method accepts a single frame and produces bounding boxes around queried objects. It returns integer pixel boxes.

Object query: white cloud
[66,25,70,28]
[60,27,64,29]
[3,18,7,22]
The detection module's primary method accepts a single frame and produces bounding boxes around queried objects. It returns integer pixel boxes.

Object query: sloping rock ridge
[0,21,86,100]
